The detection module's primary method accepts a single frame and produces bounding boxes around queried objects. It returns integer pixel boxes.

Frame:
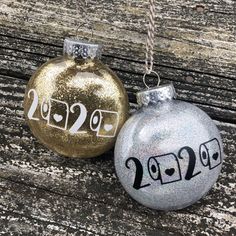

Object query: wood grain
[0,75,235,235]
[0,0,235,123]
[0,0,235,235]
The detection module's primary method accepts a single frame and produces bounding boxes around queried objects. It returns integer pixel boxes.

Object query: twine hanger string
[143,0,161,89]
[75,0,94,40]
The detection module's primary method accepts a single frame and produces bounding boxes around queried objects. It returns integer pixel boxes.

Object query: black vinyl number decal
[125,157,150,190]
[125,139,221,190]
[178,146,201,180]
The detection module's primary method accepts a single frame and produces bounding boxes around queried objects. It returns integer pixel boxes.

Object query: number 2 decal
[27,89,39,121]
[69,103,87,134]
[125,157,150,190]
[178,146,201,180]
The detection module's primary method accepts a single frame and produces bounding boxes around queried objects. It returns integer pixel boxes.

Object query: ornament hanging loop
[75,0,94,41]
[143,0,161,88]
[143,70,161,89]
[76,23,94,41]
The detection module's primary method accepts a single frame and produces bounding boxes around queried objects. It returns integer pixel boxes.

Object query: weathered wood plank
[0,178,179,236]
[0,0,236,124]
[0,210,94,236]
[0,0,236,79]
[0,0,236,235]
[0,42,235,123]
[0,75,235,235]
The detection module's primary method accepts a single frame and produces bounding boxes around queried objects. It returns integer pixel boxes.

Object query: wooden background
[0,0,235,235]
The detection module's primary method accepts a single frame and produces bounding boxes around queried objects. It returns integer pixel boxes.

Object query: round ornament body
[24,38,129,158]
[115,84,223,210]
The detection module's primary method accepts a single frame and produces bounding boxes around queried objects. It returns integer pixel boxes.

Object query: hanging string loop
[75,0,94,41]
[143,71,161,89]
[143,0,161,88]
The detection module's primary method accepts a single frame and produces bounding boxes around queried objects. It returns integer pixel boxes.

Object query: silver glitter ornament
[114,84,223,210]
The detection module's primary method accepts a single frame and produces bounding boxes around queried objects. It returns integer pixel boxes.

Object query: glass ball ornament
[24,38,129,158]
[114,84,223,210]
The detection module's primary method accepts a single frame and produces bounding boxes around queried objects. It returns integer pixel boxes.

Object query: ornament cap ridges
[137,83,176,106]
[63,38,103,60]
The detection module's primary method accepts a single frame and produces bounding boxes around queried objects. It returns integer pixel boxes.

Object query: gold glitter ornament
[24,38,129,158]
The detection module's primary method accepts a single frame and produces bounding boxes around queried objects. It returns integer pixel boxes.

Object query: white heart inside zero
[53,114,63,123]
[104,124,113,132]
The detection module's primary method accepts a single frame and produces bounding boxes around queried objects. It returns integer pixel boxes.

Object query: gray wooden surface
[0,0,235,235]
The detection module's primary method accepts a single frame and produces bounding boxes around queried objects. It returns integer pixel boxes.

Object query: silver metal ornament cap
[137,83,176,106]
[63,38,103,60]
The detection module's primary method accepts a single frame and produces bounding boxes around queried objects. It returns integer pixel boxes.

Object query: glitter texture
[24,40,129,158]
[114,84,223,210]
